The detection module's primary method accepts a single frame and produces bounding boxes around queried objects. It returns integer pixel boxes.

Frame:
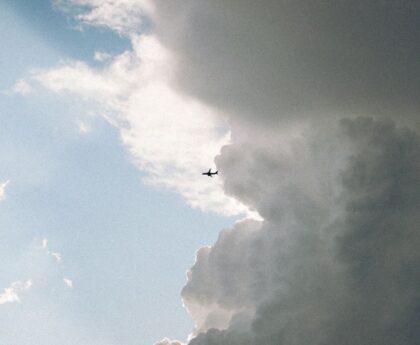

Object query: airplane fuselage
[202,169,218,177]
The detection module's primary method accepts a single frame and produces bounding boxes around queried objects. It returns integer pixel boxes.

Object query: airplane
[202,168,218,177]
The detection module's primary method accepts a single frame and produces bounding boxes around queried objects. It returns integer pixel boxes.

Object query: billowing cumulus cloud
[147,2,420,344]
[27,1,420,344]
[183,118,420,345]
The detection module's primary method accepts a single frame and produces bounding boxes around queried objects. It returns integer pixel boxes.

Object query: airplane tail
[215,170,218,174]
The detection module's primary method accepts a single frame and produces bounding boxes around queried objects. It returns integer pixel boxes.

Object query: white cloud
[51,252,62,264]
[33,35,253,217]
[0,280,32,305]
[3,79,32,95]
[0,180,9,201]
[63,278,73,288]
[77,120,91,134]
[154,339,184,345]
[94,51,111,62]
[41,238,48,250]
[40,238,63,264]
[53,0,154,35]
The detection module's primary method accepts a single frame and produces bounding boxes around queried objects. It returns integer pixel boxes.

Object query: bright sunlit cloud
[31,34,253,217]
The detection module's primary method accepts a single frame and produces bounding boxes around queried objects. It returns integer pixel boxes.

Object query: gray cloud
[152,1,420,127]
[182,117,420,345]
[144,2,420,344]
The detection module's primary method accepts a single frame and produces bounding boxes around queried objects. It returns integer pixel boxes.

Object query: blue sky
[0,2,236,344]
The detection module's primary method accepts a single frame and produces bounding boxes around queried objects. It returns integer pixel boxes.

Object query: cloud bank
[184,117,420,345]
[149,2,420,344]
[29,1,420,344]
[152,0,420,128]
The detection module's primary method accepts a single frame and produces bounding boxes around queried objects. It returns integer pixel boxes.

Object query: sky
[1,1,420,345]
[0,1,240,344]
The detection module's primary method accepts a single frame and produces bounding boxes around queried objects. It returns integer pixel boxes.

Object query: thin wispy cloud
[0,280,32,305]
[77,120,91,134]
[51,252,62,264]
[2,79,32,96]
[154,338,184,345]
[94,51,111,62]
[40,239,73,290]
[63,278,73,288]
[53,0,154,35]
[0,180,9,201]
[40,238,63,264]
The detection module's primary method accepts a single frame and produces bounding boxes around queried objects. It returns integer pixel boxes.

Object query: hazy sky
[1,2,419,345]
